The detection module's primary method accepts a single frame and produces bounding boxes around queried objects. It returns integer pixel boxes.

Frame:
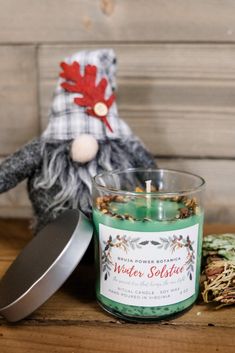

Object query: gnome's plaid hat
[42,49,132,141]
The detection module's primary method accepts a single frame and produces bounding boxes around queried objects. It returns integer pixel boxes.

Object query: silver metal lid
[0,210,93,322]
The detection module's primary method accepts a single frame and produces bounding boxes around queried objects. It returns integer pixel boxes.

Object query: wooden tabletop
[0,220,235,353]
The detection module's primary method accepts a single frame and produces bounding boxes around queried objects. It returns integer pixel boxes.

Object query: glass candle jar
[92,168,205,322]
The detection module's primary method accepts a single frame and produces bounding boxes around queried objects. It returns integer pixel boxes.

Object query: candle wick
[145,180,152,194]
[145,180,152,217]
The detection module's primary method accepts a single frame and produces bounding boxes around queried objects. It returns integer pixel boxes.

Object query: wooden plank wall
[0,0,235,223]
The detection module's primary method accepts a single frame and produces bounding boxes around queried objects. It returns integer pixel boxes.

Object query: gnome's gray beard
[32,138,154,220]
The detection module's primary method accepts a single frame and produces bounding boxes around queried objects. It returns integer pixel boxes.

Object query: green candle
[93,169,205,322]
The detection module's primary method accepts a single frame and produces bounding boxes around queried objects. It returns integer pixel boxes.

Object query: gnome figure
[0,49,156,233]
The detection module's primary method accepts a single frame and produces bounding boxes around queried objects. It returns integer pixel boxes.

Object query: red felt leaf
[60,61,115,132]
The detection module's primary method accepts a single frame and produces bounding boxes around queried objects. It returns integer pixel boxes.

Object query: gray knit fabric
[0,139,42,193]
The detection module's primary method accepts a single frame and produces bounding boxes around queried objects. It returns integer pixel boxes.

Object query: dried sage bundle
[201,233,235,308]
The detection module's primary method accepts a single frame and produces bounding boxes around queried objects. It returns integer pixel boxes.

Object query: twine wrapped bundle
[201,234,235,308]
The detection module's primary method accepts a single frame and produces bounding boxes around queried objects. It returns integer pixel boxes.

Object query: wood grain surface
[0,46,38,155]
[0,220,234,353]
[1,0,235,43]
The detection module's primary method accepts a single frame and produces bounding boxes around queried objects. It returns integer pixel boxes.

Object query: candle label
[99,223,199,307]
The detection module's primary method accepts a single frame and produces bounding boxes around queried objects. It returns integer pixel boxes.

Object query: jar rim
[92,168,205,197]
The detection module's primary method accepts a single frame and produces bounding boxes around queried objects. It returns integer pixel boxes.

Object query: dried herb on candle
[201,234,235,308]
[178,207,190,218]
[96,193,199,221]
[135,186,144,193]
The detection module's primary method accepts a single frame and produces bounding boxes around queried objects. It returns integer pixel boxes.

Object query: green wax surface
[93,198,204,321]
[109,197,181,221]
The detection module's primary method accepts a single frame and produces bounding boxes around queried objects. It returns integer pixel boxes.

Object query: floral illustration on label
[101,234,195,281]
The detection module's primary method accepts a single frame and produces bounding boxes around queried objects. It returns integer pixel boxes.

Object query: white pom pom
[70,134,99,163]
